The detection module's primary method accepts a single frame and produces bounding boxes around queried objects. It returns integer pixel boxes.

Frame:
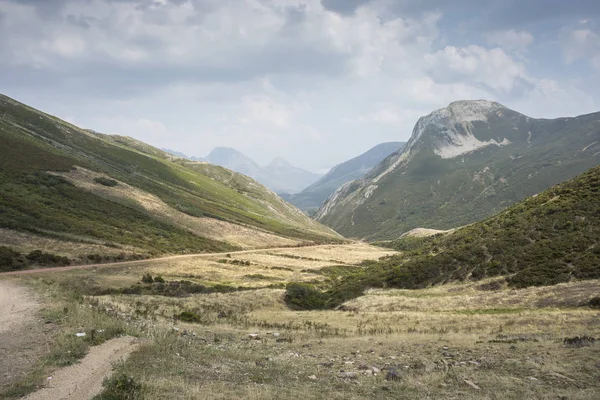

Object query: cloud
[561,27,600,69]
[0,0,598,171]
[485,30,534,53]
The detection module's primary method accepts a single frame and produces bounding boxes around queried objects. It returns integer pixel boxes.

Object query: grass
[2,245,599,399]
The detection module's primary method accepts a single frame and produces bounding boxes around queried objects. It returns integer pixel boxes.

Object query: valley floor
[1,244,598,399]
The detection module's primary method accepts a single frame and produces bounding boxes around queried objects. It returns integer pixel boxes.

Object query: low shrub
[284,282,328,310]
[93,177,119,187]
[94,373,142,400]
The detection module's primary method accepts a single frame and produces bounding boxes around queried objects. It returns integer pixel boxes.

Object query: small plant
[141,273,154,284]
[94,372,142,400]
[153,275,165,283]
[177,310,201,323]
[588,296,600,309]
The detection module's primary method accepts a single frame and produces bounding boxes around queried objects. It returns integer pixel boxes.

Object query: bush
[588,296,600,309]
[177,310,201,323]
[94,373,142,400]
[153,275,165,283]
[93,177,119,187]
[284,283,328,310]
[141,273,154,284]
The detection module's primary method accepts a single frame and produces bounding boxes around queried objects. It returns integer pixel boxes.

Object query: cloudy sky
[1,0,599,172]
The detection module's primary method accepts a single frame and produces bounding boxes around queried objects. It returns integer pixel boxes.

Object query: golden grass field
[2,244,599,399]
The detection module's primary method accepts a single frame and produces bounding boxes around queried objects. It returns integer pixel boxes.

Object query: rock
[75,332,86,337]
[273,332,280,337]
[371,367,381,374]
[362,369,373,376]
[442,346,449,350]
[248,333,259,339]
[308,375,317,380]
[339,372,358,380]
[529,376,538,381]
[463,379,480,390]
[385,368,401,381]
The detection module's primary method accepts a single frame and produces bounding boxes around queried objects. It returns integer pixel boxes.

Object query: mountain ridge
[316,100,600,239]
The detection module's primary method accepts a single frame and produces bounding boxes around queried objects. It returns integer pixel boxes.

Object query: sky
[1,0,599,173]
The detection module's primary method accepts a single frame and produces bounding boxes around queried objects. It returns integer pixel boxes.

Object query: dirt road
[22,336,139,400]
[0,280,140,398]
[0,280,38,334]
[0,244,344,276]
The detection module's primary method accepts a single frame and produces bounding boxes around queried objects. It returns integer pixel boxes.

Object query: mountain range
[316,100,600,240]
[163,147,321,194]
[282,142,405,212]
[0,93,341,266]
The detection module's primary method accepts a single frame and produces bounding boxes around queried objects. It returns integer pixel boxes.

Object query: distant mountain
[165,147,322,194]
[284,142,405,212]
[316,100,600,239]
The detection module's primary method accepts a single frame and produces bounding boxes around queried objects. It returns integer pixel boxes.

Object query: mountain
[286,165,600,309]
[316,100,600,240]
[283,142,405,212]
[0,94,341,269]
[166,147,321,194]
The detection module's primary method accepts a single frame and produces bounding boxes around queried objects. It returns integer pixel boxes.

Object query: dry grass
[0,228,139,259]
[52,167,301,249]
[78,243,395,288]
[4,244,599,400]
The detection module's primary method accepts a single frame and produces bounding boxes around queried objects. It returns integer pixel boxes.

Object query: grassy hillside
[288,165,600,308]
[317,102,600,240]
[0,94,341,269]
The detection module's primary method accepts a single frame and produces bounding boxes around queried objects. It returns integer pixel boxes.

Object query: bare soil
[0,281,53,392]
[22,336,139,400]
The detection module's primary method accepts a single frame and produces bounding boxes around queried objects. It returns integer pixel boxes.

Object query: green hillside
[0,94,341,269]
[316,101,600,240]
[288,165,600,308]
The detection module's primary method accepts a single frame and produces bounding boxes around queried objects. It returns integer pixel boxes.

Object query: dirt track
[0,281,139,399]
[0,244,342,276]
[22,336,139,400]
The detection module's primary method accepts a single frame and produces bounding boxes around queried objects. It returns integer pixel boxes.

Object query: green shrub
[284,283,328,310]
[93,177,119,187]
[94,373,142,400]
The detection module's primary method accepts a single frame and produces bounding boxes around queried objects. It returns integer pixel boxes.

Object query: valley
[0,95,598,400]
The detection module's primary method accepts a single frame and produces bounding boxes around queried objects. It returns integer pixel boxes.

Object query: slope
[288,165,600,309]
[316,100,600,239]
[0,94,341,269]
[284,142,405,212]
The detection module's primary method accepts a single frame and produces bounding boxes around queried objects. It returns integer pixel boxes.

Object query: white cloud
[561,27,600,68]
[485,29,534,53]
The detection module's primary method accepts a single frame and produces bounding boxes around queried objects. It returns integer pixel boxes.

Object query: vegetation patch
[0,246,70,272]
[93,177,119,187]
